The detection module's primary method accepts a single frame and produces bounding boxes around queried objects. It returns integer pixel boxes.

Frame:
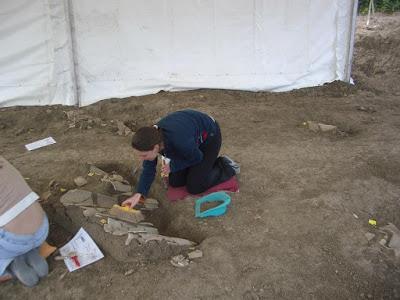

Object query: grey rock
[74,176,88,187]
[318,123,337,132]
[170,255,189,267]
[110,181,132,193]
[89,165,108,176]
[60,189,117,208]
[188,250,203,259]
[381,223,400,257]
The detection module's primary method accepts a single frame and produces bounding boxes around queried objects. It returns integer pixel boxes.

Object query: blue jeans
[0,215,49,276]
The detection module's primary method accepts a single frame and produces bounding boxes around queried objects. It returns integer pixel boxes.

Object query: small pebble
[124,269,135,276]
[74,176,88,187]
[188,250,203,260]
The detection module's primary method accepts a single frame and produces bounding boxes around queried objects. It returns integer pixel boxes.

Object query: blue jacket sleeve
[136,158,157,196]
[170,139,203,172]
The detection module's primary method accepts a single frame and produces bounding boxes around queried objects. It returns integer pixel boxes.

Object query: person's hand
[161,163,170,177]
[121,193,143,208]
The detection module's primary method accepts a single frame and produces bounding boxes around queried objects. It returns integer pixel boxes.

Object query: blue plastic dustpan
[195,192,231,218]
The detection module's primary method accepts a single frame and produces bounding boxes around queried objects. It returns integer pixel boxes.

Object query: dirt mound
[353,13,400,95]
[354,26,400,76]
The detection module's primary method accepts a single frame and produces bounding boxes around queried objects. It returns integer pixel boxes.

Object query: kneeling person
[123,109,236,208]
[0,156,49,287]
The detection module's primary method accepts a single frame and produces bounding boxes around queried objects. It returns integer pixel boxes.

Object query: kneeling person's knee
[186,180,206,195]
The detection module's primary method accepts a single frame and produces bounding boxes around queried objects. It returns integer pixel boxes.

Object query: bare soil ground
[1,14,400,300]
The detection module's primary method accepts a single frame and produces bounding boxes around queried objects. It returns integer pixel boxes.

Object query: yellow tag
[88,172,95,177]
[100,219,107,224]
[368,219,377,226]
[113,204,138,213]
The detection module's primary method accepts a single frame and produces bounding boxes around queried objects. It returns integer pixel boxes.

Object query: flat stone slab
[60,189,117,208]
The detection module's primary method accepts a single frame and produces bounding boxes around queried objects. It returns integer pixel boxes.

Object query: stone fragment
[60,189,92,206]
[109,181,132,193]
[117,121,131,136]
[364,232,375,241]
[82,207,98,217]
[188,250,203,260]
[170,255,189,268]
[89,165,108,176]
[135,234,195,247]
[103,218,158,236]
[379,238,387,246]
[125,233,135,245]
[124,269,135,276]
[305,121,337,133]
[109,174,124,182]
[60,189,117,208]
[318,123,337,132]
[381,223,400,258]
[356,106,376,113]
[74,176,88,187]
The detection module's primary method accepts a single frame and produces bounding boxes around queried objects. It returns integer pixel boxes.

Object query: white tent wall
[0,0,76,107]
[74,0,358,106]
[0,0,357,107]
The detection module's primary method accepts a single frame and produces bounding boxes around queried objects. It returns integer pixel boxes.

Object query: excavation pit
[49,164,207,264]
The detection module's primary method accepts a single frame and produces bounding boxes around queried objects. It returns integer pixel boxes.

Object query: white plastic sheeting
[0,0,76,106]
[0,0,357,107]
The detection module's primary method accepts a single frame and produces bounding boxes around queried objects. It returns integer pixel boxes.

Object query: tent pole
[345,0,359,83]
[367,0,375,26]
[65,0,80,107]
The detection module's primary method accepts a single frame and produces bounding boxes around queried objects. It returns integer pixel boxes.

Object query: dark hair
[131,126,162,151]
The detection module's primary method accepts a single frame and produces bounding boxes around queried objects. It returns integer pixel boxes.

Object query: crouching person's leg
[9,255,39,287]
[25,247,49,278]
[186,131,222,194]
[0,216,49,287]
[9,248,49,287]
[186,158,235,195]
[186,122,235,194]
[168,168,188,188]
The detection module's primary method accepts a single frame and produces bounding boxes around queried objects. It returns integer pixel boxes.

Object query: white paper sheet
[59,227,104,272]
[25,137,56,151]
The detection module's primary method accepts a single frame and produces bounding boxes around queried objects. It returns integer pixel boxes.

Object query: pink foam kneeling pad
[166,176,239,202]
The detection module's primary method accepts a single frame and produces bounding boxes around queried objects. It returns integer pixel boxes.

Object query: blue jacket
[136,109,218,196]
